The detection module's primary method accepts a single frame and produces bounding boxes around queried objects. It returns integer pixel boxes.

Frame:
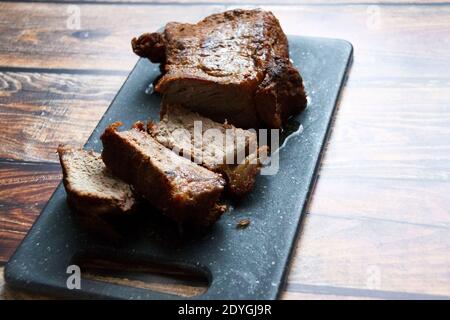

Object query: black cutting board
[5,36,352,299]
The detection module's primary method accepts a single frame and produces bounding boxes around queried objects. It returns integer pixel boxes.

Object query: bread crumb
[236,218,250,229]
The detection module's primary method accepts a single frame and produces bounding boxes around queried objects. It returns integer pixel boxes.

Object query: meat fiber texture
[57,145,137,217]
[148,104,268,196]
[132,9,307,129]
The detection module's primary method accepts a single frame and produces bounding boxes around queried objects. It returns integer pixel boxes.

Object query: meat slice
[57,145,136,216]
[148,104,268,196]
[132,9,307,129]
[100,122,226,228]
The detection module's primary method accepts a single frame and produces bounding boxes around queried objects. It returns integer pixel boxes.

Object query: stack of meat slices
[58,9,307,230]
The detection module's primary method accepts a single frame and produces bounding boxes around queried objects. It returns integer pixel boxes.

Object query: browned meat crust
[132,32,166,63]
[131,9,307,129]
[255,56,308,128]
[100,122,226,228]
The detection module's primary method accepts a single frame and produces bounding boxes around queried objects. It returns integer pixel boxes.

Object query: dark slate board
[5,36,353,300]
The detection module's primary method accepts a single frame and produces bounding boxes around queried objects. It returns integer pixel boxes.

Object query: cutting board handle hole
[73,254,209,297]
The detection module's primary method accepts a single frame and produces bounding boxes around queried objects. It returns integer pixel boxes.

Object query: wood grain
[0,72,124,162]
[0,3,449,81]
[309,176,450,227]
[282,290,378,300]
[0,2,223,71]
[324,81,450,183]
[270,4,450,82]
[1,1,450,300]
[21,0,450,4]
[283,213,450,298]
[0,161,61,262]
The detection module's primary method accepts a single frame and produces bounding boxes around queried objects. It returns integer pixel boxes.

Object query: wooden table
[1,0,449,300]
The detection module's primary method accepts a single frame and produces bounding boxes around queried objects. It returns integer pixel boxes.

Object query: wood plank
[322,80,450,181]
[28,1,450,4]
[0,3,449,81]
[308,177,450,227]
[0,72,124,162]
[283,213,450,298]
[328,82,450,158]
[282,290,377,300]
[304,81,450,227]
[268,4,450,81]
[0,161,61,262]
[0,2,224,71]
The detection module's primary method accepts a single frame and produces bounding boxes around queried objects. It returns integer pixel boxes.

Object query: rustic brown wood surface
[0,0,449,299]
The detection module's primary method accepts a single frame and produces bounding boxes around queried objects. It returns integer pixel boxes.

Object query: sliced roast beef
[148,105,268,196]
[57,145,137,216]
[100,122,226,228]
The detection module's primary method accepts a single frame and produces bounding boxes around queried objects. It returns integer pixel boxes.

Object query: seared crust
[100,122,226,227]
[255,56,308,128]
[132,9,307,128]
[220,145,269,196]
[132,32,166,63]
